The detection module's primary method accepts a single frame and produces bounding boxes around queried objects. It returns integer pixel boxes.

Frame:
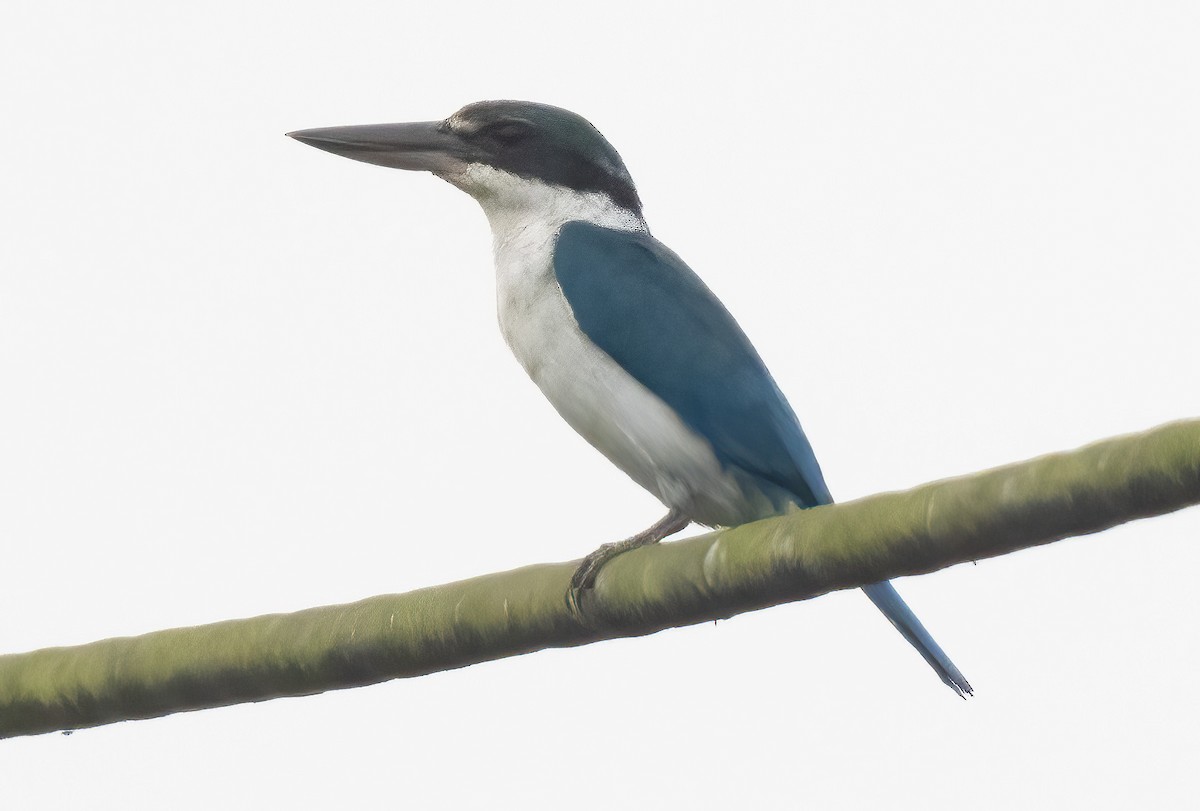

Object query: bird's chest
[493,230,664,492]
[488,221,753,524]
[484,186,642,380]
[493,223,597,392]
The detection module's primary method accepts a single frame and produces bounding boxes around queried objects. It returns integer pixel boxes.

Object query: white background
[2,2,1198,808]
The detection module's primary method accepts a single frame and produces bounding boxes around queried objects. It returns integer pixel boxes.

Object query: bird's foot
[569,537,648,594]
[566,509,691,620]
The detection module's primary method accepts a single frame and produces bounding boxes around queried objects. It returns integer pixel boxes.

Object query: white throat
[436,164,772,525]
[437,163,770,526]
[443,164,645,369]
[448,163,646,243]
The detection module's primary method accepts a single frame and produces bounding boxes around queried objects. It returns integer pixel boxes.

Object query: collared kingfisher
[288,100,972,696]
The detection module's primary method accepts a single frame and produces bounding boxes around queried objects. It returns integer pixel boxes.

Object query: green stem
[2,419,1198,739]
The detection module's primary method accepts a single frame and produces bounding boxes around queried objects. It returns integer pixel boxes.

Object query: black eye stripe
[448,101,643,214]
[476,119,533,142]
[494,123,527,139]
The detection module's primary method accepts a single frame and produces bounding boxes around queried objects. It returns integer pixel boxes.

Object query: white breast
[452,165,775,526]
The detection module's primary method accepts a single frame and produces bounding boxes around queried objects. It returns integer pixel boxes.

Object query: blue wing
[553,220,832,513]
[555,221,972,696]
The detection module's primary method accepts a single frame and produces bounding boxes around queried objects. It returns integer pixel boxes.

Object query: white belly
[478,175,777,526]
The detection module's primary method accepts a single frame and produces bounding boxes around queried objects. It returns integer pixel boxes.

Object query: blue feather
[863,582,972,696]
[555,221,972,695]
[554,220,830,512]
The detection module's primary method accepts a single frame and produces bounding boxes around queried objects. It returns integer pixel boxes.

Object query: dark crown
[447,101,642,214]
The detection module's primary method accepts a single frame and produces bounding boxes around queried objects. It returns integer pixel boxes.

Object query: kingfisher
[288,101,972,696]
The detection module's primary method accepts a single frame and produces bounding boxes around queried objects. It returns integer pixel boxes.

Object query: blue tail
[862,581,972,697]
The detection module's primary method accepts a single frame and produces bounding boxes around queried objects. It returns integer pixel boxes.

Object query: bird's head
[288,100,642,217]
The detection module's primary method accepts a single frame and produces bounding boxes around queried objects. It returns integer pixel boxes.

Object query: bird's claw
[566,542,622,619]
[564,509,690,622]
[570,542,620,591]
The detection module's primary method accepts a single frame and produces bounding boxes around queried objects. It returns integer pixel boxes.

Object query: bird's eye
[489,120,532,142]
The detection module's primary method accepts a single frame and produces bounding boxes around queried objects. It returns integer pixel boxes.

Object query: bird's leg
[567,508,691,616]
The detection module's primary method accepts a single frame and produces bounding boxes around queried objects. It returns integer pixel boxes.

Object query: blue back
[554,222,974,696]
[553,220,832,512]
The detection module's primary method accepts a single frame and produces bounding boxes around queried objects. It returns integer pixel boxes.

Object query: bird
[288,100,972,696]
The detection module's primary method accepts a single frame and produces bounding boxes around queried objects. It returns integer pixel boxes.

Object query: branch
[3,419,1198,739]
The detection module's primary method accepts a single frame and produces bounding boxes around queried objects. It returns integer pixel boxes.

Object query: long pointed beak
[286,121,471,174]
